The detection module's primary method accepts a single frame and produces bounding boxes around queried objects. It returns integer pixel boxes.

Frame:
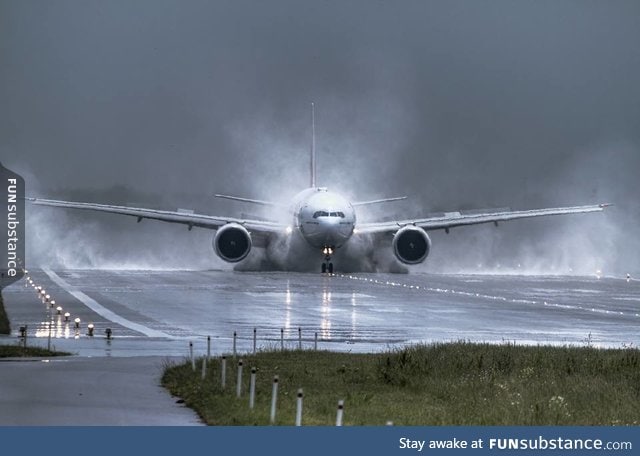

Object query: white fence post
[236,359,244,398]
[336,400,344,426]
[201,356,207,380]
[221,356,227,389]
[295,388,303,426]
[253,327,257,354]
[270,375,279,424]
[190,341,195,371]
[249,367,257,409]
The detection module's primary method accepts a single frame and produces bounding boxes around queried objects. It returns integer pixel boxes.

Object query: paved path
[0,356,201,425]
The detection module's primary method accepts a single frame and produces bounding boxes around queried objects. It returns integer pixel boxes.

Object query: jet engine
[213,223,252,262]
[392,225,431,264]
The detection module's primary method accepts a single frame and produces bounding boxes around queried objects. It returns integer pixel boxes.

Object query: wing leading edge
[26,197,286,234]
[357,203,611,235]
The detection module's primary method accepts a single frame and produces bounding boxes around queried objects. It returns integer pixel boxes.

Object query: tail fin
[310,102,316,188]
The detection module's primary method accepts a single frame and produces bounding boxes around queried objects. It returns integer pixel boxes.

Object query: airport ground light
[10,273,106,349]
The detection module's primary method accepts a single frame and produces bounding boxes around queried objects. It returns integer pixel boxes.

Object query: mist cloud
[2,0,638,274]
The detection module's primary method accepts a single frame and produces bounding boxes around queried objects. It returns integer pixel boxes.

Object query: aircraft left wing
[356,203,611,235]
[26,197,286,234]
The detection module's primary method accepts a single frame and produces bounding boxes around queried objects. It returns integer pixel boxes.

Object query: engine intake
[213,223,252,263]
[392,226,431,264]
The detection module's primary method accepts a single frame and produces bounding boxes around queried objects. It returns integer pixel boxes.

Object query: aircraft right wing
[26,197,287,234]
[356,203,611,235]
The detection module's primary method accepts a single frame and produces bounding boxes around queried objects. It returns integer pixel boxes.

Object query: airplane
[27,105,610,273]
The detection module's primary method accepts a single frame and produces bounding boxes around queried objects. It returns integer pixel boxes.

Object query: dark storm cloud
[1,0,639,273]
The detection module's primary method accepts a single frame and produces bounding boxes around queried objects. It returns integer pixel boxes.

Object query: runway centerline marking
[42,268,171,339]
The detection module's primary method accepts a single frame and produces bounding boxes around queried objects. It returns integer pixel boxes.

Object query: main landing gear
[322,246,334,274]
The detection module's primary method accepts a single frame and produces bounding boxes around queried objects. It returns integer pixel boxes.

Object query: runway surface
[3,269,639,357]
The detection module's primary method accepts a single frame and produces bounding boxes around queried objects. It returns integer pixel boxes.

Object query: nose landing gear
[322,246,334,274]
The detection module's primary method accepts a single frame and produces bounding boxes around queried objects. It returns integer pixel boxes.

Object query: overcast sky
[2,0,639,273]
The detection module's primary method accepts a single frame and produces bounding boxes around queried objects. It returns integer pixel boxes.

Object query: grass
[0,290,10,334]
[162,343,640,425]
[0,344,71,357]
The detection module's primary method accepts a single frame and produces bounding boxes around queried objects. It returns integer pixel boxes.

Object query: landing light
[285,226,293,235]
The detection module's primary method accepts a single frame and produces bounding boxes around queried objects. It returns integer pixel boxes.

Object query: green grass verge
[0,290,10,334]
[0,344,71,357]
[162,343,640,425]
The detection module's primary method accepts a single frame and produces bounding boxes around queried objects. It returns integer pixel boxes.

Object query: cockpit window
[313,211,345,218]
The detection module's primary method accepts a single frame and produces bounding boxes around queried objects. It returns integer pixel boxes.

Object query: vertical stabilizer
[310,102,316,188]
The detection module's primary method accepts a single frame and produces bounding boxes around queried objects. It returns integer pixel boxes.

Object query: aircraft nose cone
[316,218,352,246]
[317,219,338,242]
[301,217,352,249]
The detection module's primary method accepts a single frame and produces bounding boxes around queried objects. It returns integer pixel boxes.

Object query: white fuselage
[292,187,356,250]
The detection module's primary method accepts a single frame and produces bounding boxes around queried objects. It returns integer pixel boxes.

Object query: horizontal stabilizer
[214,194,284,207]
[352,196,407,207]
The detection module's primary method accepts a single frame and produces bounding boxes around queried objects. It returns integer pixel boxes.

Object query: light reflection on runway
[2,269,639,357]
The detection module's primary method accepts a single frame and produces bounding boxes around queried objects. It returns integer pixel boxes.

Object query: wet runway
[2,269,639,357]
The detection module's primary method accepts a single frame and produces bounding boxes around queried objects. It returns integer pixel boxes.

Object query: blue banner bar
[0,426,637,455]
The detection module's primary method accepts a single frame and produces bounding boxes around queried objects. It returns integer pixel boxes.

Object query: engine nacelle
[392,225,431,265]
[213,223,252,263]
